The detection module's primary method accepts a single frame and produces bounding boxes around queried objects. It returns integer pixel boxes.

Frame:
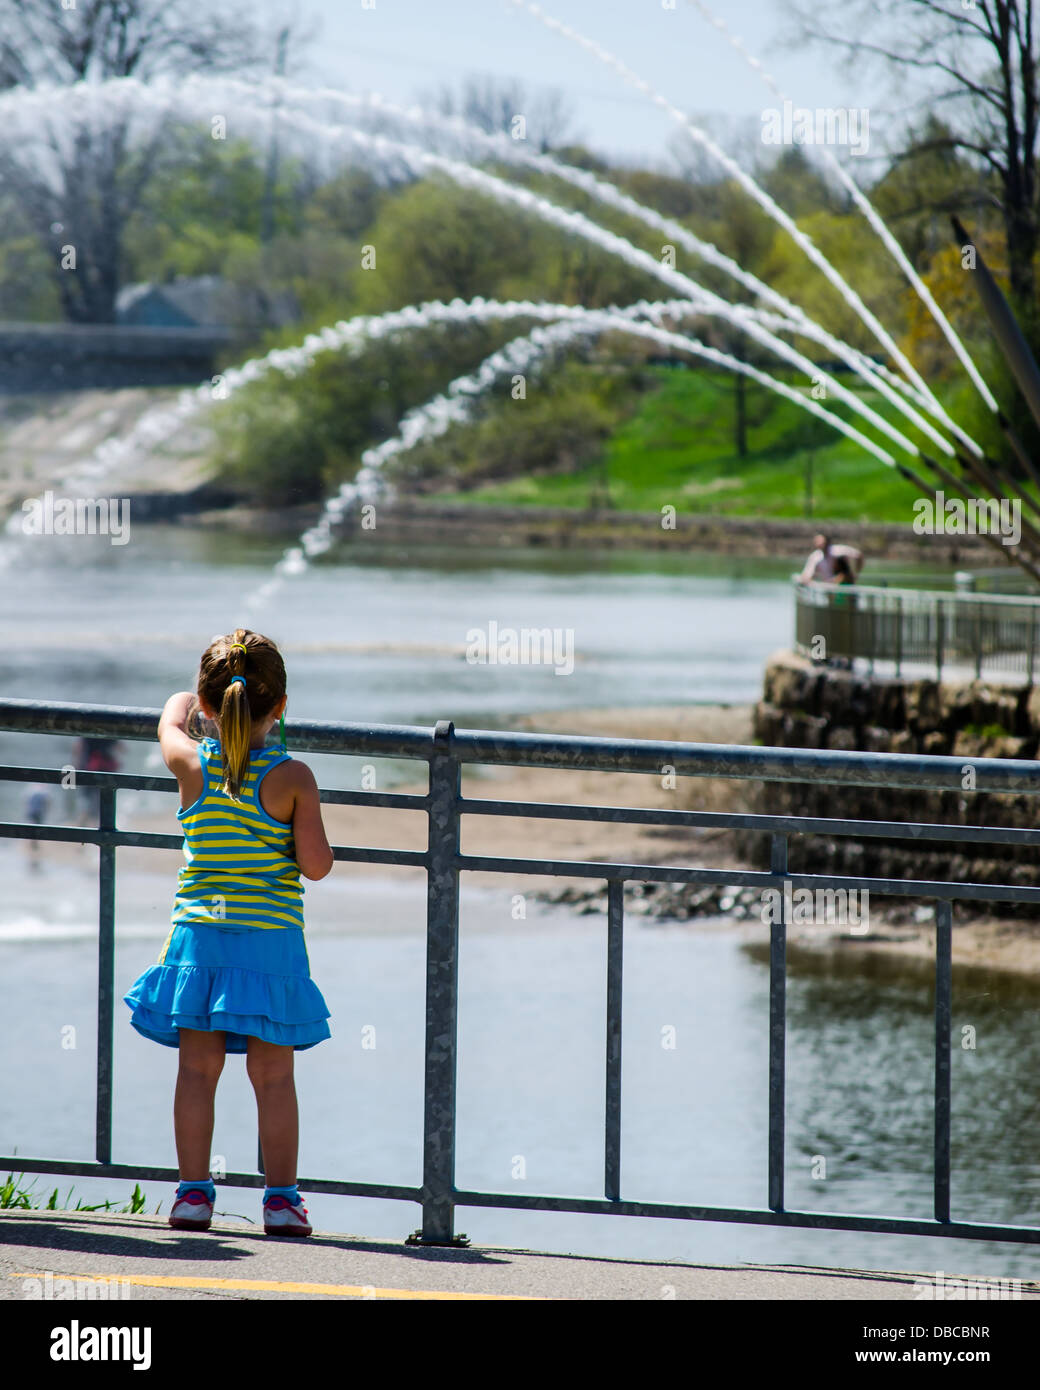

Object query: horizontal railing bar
[799,577,1040,609]
[0,765,429,810]
[0,1157,420,1203]
[0,766,180,792]
[9,809,1035,901]
[8,1156,1035,1244]
[450,731,1040,791]
[451,1189,1040,1243]
[0,823,183,849]
[317,789,429,810]
[332,846,428,868]
[0,698,435,760]
[9,776,1039,851]
[456,853,1040,904]
[6,699,1040,791]
[0,821,427,868]
[458,796,1040,848]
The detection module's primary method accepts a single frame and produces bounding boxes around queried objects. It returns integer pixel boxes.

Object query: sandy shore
[23,702,1040,977]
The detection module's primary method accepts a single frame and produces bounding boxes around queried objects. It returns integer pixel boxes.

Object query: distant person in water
[74,737,123,825]
[23,783,51,863]
[798,534,863,584]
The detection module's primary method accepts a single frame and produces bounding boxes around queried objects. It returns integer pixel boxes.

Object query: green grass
[0,1173,154,1214]
[424,367,927,521]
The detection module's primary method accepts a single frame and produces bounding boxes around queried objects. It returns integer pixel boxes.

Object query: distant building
[116,275,298,334]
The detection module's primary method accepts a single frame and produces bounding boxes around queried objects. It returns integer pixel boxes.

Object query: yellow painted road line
[10,1272,541,1301]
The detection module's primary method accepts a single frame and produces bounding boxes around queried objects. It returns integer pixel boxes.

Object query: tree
[0,0,267,322]
[351,179,541,312]
[700,181,778,457]
[786,0,1040,315]
[351,177,657,319]
[870,114,993,267]
[122,128,308,283]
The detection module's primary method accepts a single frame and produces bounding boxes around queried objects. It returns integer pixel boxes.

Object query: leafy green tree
[350,178,542,312]
[0,196,60,319]
[305,169,392,240]
[123,129,307,284]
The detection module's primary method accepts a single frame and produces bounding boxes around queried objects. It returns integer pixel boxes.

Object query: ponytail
[219,630,252,801]
[195,627,287,802]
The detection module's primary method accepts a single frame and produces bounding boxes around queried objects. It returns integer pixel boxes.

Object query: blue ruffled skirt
[123,921,331,1053]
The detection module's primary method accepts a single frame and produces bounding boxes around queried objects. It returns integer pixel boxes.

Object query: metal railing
[3,696,1040,1248]
[795,579,1040,682]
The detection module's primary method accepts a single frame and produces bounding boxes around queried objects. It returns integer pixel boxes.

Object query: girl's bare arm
[288,762,334,880]
[157,692,204,807]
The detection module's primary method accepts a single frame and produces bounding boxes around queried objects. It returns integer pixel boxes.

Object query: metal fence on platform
[2,696,1040,1248]
[795,579,1040,682]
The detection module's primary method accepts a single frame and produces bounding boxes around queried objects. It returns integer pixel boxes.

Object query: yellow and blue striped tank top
[172,738,304,931]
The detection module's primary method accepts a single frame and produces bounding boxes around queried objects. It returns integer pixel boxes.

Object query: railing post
[936,598,944,682]
[1029,613,1037,687]
[894,595,903,678]
[96,786,116,1166]
[605,880,624,1202]
[408,719,468,1246]
[934,899,953,1224]
[974,605,983,680]
[768,834,788,1213]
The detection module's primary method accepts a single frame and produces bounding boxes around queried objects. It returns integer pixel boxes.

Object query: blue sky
[279,0,886,165]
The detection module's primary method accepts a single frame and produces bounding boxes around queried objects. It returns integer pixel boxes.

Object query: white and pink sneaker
[168,1189,214,1231]
[263,1193,313,1237]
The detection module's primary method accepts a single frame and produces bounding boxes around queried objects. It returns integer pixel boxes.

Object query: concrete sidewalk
[3,1210,1033,1301]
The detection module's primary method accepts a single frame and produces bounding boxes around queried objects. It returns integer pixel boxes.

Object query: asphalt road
[3,1210,1032,1301]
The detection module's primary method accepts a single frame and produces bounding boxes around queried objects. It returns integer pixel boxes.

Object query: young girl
[124,628,334,1237]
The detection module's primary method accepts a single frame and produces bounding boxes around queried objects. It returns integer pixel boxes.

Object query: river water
[2,525,1038,1280]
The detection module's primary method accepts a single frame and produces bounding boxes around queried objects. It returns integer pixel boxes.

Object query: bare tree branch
[784,0,1040,305]
[0,0,271,320]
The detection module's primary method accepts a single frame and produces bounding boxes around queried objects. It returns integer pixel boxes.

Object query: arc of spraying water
[2,75,948,464]
[685,0,1000,426]
[0,295,726,550]
[246,302,904,611]
[700,297,958,459]
[0,297,658,556]
[330,123,926,462]
[4,80,1032,576]
[681,9,1040,549]
[233,76,964,456]
[505,0,968,445]
[6,67,949,439]
[135,86,928,463]
[218,78,945,408]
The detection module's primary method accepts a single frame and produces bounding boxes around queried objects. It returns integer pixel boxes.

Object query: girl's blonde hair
[192,628,286,801]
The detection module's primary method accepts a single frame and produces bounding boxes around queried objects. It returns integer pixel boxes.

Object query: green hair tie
[279,711,287,752]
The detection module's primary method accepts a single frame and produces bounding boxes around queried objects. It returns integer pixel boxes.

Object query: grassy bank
[420,367,926,522]
[212,348,938,521]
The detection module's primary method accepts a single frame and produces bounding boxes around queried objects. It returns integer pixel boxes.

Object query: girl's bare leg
[174,1028,226,1179]
[246,1037,298,1187]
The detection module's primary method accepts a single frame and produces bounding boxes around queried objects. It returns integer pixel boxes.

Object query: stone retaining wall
[327,499,997,562]
[752,650,1040,906]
